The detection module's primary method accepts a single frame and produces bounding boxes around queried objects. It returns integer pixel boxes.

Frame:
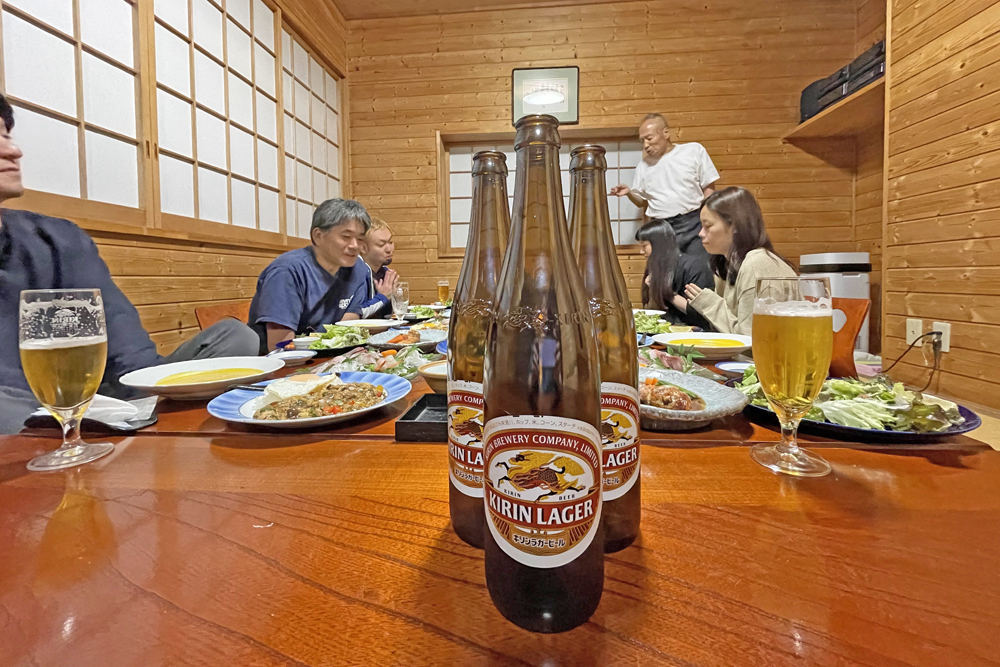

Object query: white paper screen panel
[447,141,644,248]
[152,0,280,232]
[15,107,81,198]
[282,29,341,220]
[0,0,142,209]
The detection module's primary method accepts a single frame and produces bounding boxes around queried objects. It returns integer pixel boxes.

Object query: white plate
[335,319,398,333]
[638,368,749,431]
[270,350,317,366]
[715,361,753,378]
[634,308,666,317]
[651,332,752,361]
[292,336,319,347]
[427,304,449,311]
[120,356,285,400]
[368,328,447,351]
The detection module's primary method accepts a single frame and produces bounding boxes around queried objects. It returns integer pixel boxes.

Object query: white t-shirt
[630,142,720,219]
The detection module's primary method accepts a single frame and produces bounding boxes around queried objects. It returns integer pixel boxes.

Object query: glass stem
[775,419,801,461]
[59,414,84,452]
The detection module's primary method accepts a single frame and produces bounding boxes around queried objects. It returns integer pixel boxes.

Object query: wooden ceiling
[334,0,633,21]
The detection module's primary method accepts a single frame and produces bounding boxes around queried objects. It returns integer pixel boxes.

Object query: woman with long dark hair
[635,220,713,327]
[680,186,796,335]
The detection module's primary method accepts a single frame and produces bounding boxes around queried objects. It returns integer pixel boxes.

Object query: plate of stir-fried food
[638,368,748,431]
[207,371,412,429]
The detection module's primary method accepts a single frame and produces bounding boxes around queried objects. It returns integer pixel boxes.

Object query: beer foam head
[19,335,107,350]
[754,298,831,317]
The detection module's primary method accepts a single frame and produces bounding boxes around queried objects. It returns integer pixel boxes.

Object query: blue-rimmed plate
[368,328,446,351]
[207,371,411,429]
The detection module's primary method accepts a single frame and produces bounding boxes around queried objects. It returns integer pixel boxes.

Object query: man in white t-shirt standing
[610,113,720,262]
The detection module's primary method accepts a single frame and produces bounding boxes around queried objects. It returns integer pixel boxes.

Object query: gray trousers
[0,319,259,434]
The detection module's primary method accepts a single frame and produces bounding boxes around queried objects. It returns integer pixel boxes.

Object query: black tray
[395,393,447,442]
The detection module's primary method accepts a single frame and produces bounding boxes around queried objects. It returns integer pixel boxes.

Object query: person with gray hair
[248,198,372,352]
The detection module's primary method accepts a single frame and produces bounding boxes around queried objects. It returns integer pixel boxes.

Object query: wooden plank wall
[854,0,886,350]
[884,0,1000,407]
[91,233,278,354]
[346,0,859,305]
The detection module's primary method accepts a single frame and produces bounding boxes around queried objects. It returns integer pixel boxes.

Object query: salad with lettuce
[736,366,965,433]
[308,324,370,350]
[634,311,677,335]
[409,305,436,318]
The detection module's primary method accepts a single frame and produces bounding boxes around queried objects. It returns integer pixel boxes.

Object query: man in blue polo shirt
[248,198,370,353]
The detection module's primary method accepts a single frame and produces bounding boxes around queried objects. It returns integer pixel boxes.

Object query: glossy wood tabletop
[2,434,999,666]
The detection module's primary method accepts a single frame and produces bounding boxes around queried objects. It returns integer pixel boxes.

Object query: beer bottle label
[448,380,486,497]
[600,382,641,501]
[483,415,603,569]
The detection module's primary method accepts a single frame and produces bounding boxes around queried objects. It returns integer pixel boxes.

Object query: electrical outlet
[932,322,951,353]
[906,318,923,346]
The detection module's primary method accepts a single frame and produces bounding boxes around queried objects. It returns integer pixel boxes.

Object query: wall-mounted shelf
[783,78,885,143]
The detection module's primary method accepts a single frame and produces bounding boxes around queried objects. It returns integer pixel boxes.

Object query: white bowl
[335,318,398,334]
[638,368,749,431]
[271,350,317,366]
[651,332,752,361]
[634,308,666,317]
[292,336,319,347]
[120,356,285,400]
[418,360,447,393]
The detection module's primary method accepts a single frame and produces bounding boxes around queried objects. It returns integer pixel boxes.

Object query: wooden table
[2,433,999,666]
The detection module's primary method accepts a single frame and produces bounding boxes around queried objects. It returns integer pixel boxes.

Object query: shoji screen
[0,0,142,209]
[152,0,280,233]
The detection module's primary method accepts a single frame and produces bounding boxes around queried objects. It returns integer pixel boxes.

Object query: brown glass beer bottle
[568,145,641,553]
[482,115,604,633]
[447,150,510,548]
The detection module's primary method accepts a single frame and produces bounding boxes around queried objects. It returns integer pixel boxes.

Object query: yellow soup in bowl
[669,338,746,348]
[156,368,262,386]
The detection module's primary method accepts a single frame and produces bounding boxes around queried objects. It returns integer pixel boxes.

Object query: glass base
[27,442,115,472]
[750,442,831,477]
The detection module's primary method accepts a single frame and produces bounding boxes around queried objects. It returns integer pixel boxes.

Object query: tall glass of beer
[19,289,115,471]
[750,277,833,477]
[437,279,450,304]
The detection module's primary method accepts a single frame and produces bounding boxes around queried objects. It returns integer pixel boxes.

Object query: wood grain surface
[1,433,999,666]
[883,0,1000,409]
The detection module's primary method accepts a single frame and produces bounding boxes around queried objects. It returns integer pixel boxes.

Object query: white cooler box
[799,252,873,352]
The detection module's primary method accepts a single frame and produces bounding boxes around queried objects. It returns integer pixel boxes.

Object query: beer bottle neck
[569,166,630,300]
[510,142,572,267]
[456,171,509,303]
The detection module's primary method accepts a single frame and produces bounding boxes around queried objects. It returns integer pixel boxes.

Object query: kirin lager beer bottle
[482,115,604,633]
[568,144,641,553]
[448,150,510,548]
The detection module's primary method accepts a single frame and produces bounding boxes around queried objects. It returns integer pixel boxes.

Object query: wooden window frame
[437,128,645,260]
[0,0,150,231]
[0,0,348,254]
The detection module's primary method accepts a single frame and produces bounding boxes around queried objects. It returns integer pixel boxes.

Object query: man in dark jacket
[0,93,258,434]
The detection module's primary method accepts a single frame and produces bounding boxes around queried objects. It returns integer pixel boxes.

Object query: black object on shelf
[800,40,885,122]
[395,393,447,442]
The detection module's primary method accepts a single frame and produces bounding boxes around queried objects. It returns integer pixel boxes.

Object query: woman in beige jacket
[676,186,796,335]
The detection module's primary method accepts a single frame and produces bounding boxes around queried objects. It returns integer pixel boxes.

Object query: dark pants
[1,319,260,434]
[649,209,709,264]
